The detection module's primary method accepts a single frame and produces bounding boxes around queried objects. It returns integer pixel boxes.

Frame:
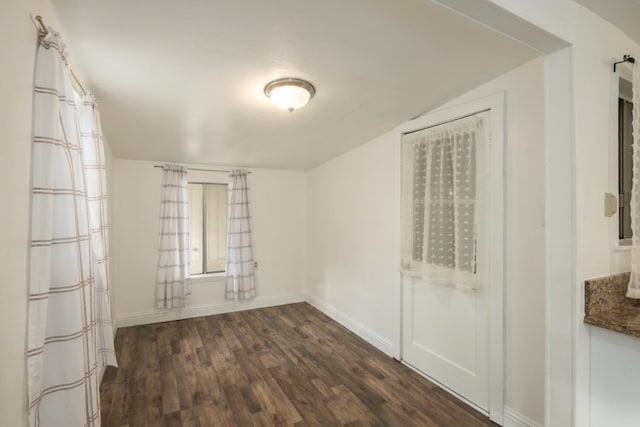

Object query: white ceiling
[51,0,539,170]
[575,0,640,45]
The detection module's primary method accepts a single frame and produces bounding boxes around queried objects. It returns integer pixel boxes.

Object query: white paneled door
[401,110,492,414]
[402,273,489,410]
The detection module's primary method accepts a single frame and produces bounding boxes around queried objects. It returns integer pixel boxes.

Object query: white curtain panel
[78,94,117,366]
[400,114,485,290]
[156,164,191,308]
[628,63,640,298]
[29,27,113,426]
[225,169,256,300]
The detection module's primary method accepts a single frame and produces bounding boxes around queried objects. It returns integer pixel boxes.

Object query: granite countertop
[584,272,640,338]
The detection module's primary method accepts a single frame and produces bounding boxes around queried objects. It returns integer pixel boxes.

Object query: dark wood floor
[101,303,496,426]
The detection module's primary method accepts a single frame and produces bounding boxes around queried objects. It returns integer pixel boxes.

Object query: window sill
[614,242,632,252]
[190,272,226,283]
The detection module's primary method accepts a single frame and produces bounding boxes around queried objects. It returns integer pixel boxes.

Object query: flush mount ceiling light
[264,78,316,112]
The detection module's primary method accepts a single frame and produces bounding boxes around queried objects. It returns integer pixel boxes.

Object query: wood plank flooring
[101,303,497,426]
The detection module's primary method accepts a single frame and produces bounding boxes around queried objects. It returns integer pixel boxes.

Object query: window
[400,113,486,289]
[619,77,633,241]
[189,183,228,275]
[410,135,476,272]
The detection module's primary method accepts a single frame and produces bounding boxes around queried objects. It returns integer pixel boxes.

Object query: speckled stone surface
[584,272,631,316]
[584,272,640,338]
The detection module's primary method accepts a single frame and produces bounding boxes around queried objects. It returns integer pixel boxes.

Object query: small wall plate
[604,192,618,217]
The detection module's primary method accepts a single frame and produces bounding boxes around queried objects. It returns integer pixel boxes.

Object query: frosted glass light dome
[264,78,316,112]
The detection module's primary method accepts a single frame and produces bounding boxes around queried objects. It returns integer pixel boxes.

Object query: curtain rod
[614,54,636,72]
[34,15,88,96]
[403,108,489,136]
[153,165,251,174]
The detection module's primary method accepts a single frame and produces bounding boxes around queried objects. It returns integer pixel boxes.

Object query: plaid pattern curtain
[28,27,115,426]
[156,164,191,308]
[225,169,256,300]
[78,95,117,366]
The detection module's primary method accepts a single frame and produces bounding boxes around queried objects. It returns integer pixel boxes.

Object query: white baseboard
[503,407,543,427]
[116,294,306,328]
[305,294,394,356]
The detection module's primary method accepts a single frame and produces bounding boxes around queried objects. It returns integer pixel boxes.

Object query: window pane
[206,184,228,273]
[427,137,456,269]
[425,130,476,272]
[619,97,633,239]
[189,183,204,275]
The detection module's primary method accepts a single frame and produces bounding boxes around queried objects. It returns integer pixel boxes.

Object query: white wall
[307,57,545,424]
[0,4,34,425]
[578,28,640,418]
[571,18,640,427]
[307,131,398,353]
[458,2,640,425]
[111,159,307,326]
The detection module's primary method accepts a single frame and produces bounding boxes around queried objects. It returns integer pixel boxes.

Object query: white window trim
[610,66,635,251]
[190,272,226,283]
[614,239,632,251]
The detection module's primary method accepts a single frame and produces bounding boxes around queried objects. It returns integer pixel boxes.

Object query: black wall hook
[614,54,636,72]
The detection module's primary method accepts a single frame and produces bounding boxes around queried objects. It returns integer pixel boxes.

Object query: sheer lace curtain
[156,164,192,308]
[628,63,640,298]
[28,26,116,426]
[225,169,256,300]
[401,115,484,290]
